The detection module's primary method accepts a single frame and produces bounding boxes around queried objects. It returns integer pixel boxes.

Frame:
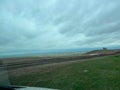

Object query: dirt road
[0,52,119,70]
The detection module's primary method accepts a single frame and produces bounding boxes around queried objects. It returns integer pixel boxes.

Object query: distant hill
[84,49,119,55]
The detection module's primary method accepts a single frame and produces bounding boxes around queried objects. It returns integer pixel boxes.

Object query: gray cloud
[0,0,120,52]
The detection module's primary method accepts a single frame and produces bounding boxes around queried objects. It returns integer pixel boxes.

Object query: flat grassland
[9,54,120,90]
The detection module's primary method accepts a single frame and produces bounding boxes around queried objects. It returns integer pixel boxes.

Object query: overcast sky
[0,0,120,52]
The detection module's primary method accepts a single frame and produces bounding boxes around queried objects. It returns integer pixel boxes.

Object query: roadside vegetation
[9,55,120,90]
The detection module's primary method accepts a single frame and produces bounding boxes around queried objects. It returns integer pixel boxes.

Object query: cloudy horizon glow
[0,0,120,52]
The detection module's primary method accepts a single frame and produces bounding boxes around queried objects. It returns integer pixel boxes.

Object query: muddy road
[0,52,119,70]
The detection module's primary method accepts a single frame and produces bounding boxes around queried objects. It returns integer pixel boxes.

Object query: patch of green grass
[10,55,120,90]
